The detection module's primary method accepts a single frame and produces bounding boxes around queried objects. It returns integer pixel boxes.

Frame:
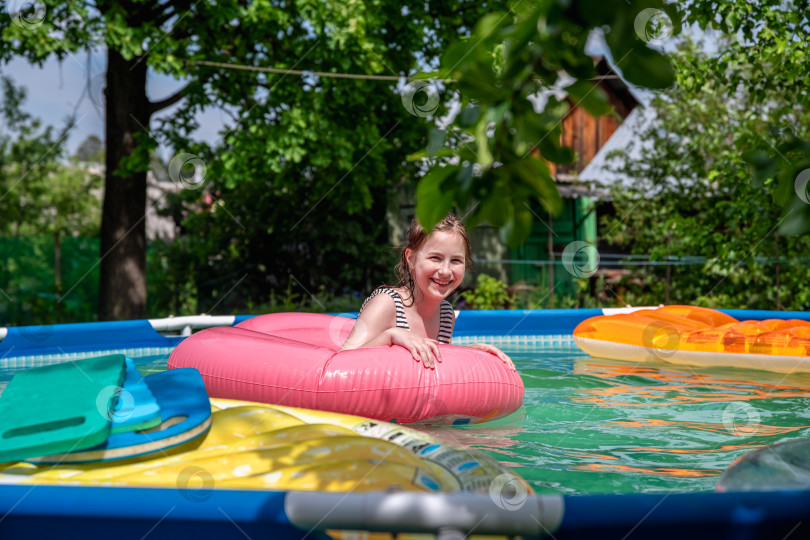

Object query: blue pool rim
[4,307,809,362]
[2,307,810,539]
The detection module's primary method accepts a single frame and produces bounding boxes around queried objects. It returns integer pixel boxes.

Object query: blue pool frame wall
[1,308,810,540]
[5,308,809,360]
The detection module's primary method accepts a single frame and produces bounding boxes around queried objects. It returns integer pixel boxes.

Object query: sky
[2,50,228,158]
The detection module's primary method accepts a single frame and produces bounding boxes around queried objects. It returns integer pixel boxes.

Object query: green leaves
[743,149,778,189]
[416,165,459,232]
[511,157,562,215]
[473,12,510,46]
[457,106,482,128]
[417,0,679,247]
[615,45,677,90]
[599,12,810,311]
[476,189,511,228]
[498,200,534,247]
[460,274,514,309]
[565,81,613,117]
[538,137,576,165]
[0,78,100,238]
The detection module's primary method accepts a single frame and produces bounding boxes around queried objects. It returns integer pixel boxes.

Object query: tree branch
[149,82,191,114]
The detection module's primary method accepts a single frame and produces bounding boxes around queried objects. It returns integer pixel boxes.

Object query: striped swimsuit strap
[437,300,455,344]
[360,288,455,344]
[362,287,409,330]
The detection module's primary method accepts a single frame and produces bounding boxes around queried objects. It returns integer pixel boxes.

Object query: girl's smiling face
[405,231,467,301]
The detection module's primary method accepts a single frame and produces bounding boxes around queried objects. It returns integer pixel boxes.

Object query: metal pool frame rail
[2,308,810,539]
[1,485,809,539]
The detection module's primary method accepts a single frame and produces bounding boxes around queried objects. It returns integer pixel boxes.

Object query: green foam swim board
[0,354,127,463]
[29,368,211,463]
[109,358,162,434]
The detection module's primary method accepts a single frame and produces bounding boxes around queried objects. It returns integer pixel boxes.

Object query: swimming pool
[434,338,810,496]
[1,309,810,538]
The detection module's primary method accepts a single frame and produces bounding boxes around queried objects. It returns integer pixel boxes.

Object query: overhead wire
[188,60,623,83]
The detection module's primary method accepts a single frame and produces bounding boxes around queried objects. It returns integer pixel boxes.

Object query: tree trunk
[98,48,149,320]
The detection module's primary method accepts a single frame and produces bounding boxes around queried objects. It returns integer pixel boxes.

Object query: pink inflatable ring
[168,312,524,424]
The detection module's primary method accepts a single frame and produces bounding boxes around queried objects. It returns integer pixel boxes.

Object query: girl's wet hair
[395,214,473,305]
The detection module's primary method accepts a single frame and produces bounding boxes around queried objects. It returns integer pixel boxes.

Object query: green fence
[0,236,100,325]
[510,197,597,298]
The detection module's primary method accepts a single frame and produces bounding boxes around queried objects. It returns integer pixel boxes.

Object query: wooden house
[388,57,641,302]
[509,58,639,302]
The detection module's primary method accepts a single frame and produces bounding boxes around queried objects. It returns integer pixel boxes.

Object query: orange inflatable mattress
[573,305,810,373]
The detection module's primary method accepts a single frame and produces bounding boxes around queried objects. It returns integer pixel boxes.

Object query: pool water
[3,339,810,496]
[424,339,810,495]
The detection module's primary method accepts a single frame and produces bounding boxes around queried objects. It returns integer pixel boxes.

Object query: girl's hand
[467,343,516,371]
[389,328,442,369]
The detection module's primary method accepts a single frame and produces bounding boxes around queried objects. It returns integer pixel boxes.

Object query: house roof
[574,29,683,200]
[542,29,657,200]
[576,104,658,198]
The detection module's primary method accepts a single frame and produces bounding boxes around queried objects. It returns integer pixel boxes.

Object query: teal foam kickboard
[0,354,127,463]
[109,358,161,434]
[29,368,212,463]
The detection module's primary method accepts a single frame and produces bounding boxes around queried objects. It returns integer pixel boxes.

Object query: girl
[340,214,515,370]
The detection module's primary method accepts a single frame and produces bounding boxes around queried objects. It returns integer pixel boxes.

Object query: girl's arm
[339,294,397,351]
[466,342,516,371]
[340,295,442,368]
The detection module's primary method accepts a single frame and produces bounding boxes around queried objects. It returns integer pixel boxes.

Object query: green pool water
[3,338,810,496]
[423,339,810,495]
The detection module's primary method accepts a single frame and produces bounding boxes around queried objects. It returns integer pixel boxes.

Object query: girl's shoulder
[368,286,411,302]
[361,287,403,311]
[366,286,396,298]
[359,287,410,330]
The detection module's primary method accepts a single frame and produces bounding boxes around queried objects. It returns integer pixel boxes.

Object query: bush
[460,274,514,310]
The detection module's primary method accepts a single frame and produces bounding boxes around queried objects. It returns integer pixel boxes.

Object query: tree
[75,134,104,163]
[0,77,102,323]
[578,1,810,309]
[2,1,187,319]
[2,0,686,320]
[601,36,810,309]
[681,1,810,236]
[147,3,515,315]
[4,1,521,319]
[0,77,71,237]
[0,0,500,319]
[412,0,680,244]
